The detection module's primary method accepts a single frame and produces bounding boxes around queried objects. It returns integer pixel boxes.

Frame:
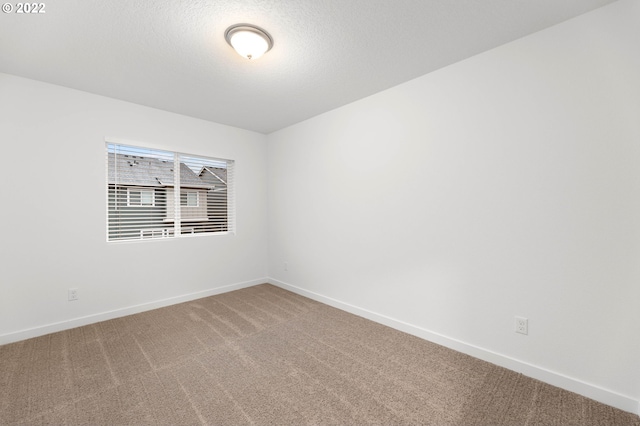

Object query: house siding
[165,188,208,221]
[107,186,171,240]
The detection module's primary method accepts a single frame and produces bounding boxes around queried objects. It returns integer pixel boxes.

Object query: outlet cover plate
[68,288,78,301]
[515,316,528,335]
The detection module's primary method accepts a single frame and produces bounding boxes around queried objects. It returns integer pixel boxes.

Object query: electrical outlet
[284,262,288,271]
[515,316,528,335]
[68,288,78,301]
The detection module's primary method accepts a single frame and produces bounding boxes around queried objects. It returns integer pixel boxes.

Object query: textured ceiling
[0,0,618,134]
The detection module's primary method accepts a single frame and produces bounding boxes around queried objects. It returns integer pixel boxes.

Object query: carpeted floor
[0,284,638,425]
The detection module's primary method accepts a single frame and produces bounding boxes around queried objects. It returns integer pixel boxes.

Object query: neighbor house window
[127,188,155,206]
[106,141,235,242]
[181,191,198,207]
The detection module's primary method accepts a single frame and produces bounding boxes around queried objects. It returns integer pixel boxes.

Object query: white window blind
[106,142,235,242]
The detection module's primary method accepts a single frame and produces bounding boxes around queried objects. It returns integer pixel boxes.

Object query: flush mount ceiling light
[224,24,273,60]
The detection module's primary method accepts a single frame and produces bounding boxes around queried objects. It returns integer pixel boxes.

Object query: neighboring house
[107,153,226,240]
[199,166,229,232]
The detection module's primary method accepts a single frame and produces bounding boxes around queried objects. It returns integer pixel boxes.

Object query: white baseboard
[0,278,267,346]
[268,278,640,416]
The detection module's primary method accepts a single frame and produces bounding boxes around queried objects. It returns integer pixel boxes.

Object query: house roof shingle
[107,153,212,189]
[199,166,227,185]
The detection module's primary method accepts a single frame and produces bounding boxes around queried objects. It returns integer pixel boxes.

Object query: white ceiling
[0,0,618,134]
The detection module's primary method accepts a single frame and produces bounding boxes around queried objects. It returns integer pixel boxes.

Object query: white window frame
[106,140,235,242]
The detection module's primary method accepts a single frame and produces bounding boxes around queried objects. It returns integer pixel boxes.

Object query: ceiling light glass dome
[225,24,273,60]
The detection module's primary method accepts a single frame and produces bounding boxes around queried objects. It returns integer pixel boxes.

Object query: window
[128,188,155,206]
[181,191,198,207]
[107,142,235,241]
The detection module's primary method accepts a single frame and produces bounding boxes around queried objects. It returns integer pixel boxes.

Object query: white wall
[0,73,269,343]
[268,0,640,413]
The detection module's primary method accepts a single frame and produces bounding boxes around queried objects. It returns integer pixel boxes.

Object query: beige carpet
[1,284,638,425]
